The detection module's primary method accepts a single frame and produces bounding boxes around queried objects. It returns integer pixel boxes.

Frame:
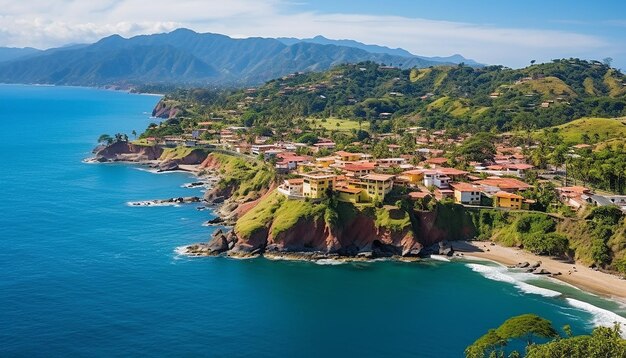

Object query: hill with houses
[91,57,626,272]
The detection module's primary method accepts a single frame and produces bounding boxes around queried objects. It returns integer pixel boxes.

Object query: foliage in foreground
[465,314,626,358]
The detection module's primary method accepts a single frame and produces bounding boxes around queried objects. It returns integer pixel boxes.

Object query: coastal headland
[90,142,626,303]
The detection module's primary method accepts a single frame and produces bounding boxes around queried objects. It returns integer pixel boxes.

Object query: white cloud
[0,0,613,67]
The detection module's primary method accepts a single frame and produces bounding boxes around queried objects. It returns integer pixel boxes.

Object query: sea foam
[566,298,626,335]
[429,255,451,262]
[466,263,561,298]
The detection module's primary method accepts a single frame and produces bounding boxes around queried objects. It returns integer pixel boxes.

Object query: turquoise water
[1,84,625,357]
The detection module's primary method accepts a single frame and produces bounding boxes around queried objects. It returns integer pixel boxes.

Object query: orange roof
[426,157,448,164]
[557,186,590,194]
[285,178,304,185]
[344,163,376,172]
[361,174,396,181]
[451,182,481,192]
[494,191,524,199]
[409,191,431,199]
[507,163,534,170]
[475,178,531,190]
[336,187,363,194]
[436,167,469,176]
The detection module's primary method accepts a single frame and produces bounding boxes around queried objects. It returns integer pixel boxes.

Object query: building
[474,178,531,193]
[251,144,277,156]
[401,169,424,185]
[423,171,451,189]
[336,186,366,203]
[494,192,528,210]
[301,172,337,199]
[451,182,482,205]
[278,178,304,197]
[334,151,363,162]
[358,174,395,202]
[343,163,376,177]
[315,156,336,168]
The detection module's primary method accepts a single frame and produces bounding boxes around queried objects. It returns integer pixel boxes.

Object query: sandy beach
[455,241,626,303]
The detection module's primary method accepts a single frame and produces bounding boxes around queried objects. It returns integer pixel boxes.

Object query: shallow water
[0,84,624,357]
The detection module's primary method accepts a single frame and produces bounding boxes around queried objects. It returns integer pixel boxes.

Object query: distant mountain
[277,35,482,66]
[0,28,456,86]
[0,47,42,63]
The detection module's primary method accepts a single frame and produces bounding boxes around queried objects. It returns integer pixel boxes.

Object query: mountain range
[0,29,479,87]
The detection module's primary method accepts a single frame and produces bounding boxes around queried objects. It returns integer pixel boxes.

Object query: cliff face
[205,191,465,258]
[152,99,179,119]
[93,141,164,161]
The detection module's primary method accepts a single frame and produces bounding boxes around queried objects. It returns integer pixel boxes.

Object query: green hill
[550,117,626,144]
[148,58,626,137]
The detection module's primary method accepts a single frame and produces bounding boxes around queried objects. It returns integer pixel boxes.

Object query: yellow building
[356,174,395,202]
[494,191,528,210]
[334,150,363,162]
[301,172,337,199]
[315,156,336,168]
[401,169,424,185]
[336,186,367,203]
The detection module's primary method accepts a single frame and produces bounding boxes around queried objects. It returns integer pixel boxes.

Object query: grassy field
[550,117,626,144]
[307,117,370,132]
[515,76,576,98]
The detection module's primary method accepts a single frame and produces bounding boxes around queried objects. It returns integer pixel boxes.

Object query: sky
[1,0,625,68]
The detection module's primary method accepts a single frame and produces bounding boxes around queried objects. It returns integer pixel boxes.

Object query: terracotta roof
[409,191,431,199]
[436,167,469,176]
[475,178,531,190]
[451,182,481,192]
[361,174,396,181]
[426,157,448,164]
[557,186,591,194]
[335,150,361,157]
[343,163,376,172]
[495,191,524,199]
[507,163,534,170]
[336,187,363,194]
[285,178,304,185]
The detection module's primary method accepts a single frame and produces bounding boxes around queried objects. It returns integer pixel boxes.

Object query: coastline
[88,150,626,308]
[455,240,626,304]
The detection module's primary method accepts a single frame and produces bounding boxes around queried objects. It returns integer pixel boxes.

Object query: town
[140,125,626,215]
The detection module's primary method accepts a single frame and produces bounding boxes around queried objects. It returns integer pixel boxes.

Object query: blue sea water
[1,84,625,357]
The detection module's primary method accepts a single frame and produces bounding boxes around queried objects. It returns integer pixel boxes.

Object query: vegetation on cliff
[465,314,626,358]
[147,58,626,141]
[209,153,275,200]
[474,207,626,274]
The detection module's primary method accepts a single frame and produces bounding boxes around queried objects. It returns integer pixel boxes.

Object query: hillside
[549,117,626,145]
[148,59,626,135]
[0,28,452,86]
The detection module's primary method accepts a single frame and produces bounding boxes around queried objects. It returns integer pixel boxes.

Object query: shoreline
[89,154,626,307]
[454,240,626,304]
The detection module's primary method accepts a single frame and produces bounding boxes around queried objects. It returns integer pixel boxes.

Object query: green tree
[98,134,113,145]
[465,314,558,358]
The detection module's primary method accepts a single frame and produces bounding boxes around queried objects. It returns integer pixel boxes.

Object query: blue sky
[0,0,624,68]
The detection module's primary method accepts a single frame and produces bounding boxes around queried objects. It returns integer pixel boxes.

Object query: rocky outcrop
[152,99,179,119]
[93,141,163,162]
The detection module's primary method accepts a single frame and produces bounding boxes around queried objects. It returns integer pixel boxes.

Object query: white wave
[315,259,345,265]
[174,245,189,256]
[180,182,210,189]
[126,201,181,207]
[430,255,451,262]
[466,263,562,298]
[566,298,626,335]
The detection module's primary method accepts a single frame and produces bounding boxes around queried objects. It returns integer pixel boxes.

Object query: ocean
[1,84,625,357]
